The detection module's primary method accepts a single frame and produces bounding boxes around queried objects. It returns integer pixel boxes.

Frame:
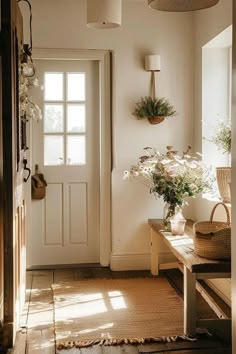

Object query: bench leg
[184,266,196,336]
[150,229,160,275]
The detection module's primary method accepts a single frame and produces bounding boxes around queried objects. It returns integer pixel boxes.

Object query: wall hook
[23,158,31,182]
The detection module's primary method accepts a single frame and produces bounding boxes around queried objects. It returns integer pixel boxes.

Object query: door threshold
[27,263,101,270]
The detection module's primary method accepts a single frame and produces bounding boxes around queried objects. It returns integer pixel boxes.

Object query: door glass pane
[44,136,64,165]
[44,104,64,133]
[67,104,86,133]
[44,73,63,101]
[67,73,85,101]
[67,136,86,165]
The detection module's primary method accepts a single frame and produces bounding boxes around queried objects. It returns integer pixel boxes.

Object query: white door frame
[31,48,111,266]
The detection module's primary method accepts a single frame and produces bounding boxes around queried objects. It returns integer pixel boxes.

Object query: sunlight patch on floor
[108,291,127,310]
[56,298,108,319]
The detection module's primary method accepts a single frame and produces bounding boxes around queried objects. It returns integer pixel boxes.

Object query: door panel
[31,59,100,266]
[45,184,63,245]
[68,183,88,245]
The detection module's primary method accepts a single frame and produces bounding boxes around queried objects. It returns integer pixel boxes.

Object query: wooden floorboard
[12,268,231,354]
[20,272,33,329]
[56,345,232,354]
[58,349,81,354]
[54,269,75,283]
[138,336,228,353]
[26,270,55,354]
[59,346,103,354]
[28,263,101,270]
[103,345,139,353]
[111,270,153,279]
[73,268,94,280]
[81,347,103,354]
[162,350,231,354]
[91,267,114,279]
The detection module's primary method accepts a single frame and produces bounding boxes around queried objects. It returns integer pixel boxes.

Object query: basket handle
[210,202,231,225]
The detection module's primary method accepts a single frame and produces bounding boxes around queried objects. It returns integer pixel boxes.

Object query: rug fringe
[56,335,197,350]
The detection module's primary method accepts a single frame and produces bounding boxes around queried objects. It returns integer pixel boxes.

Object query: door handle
[23,158,31,182]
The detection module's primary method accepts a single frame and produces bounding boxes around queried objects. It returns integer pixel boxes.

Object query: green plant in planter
[133,96,176,124]
[210,121,231,154]
[205,120,232,203]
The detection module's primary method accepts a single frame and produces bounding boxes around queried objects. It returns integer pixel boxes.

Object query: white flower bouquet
[124,146,214,225]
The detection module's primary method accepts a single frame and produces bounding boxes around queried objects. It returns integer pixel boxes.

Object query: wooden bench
[148,219,231,336]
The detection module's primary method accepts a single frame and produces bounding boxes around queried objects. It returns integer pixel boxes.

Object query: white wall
[202,47,231,168]
[193,0,232,304]
[21,0,194,270]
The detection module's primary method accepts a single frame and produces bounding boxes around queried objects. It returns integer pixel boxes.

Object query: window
[43,72,86,166]
[202,26,232,168]
[202,26,232,199]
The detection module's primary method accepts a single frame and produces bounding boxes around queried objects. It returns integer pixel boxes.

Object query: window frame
[43,71,87,166]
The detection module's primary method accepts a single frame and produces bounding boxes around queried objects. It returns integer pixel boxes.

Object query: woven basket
[193,203,231,260]
[216,167,231,203]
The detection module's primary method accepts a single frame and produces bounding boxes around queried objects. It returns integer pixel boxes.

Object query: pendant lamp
[148,0,220,12]
[87,0,122,29]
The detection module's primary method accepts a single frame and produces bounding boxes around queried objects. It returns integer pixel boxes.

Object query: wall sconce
[145,54,161,98]
[87,0,122,29]
[148,0,220,12]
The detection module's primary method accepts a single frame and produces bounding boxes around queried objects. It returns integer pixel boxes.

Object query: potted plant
[133,96,176,125]
[124,146,213,228]
[208,121,231,203]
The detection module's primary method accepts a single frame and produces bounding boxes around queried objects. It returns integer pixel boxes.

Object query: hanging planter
[133,96,176,125]
[148,116,165,125]
[133,56,177,125]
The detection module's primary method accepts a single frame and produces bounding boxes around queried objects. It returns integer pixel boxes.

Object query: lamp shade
[87,0,122,29]
[145,55,161,72]
[148,0,220,12]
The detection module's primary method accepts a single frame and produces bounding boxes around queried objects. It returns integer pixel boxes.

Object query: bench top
[148,219,231,274]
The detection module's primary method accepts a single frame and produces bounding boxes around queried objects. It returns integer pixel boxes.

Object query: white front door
[30,59,100,265]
